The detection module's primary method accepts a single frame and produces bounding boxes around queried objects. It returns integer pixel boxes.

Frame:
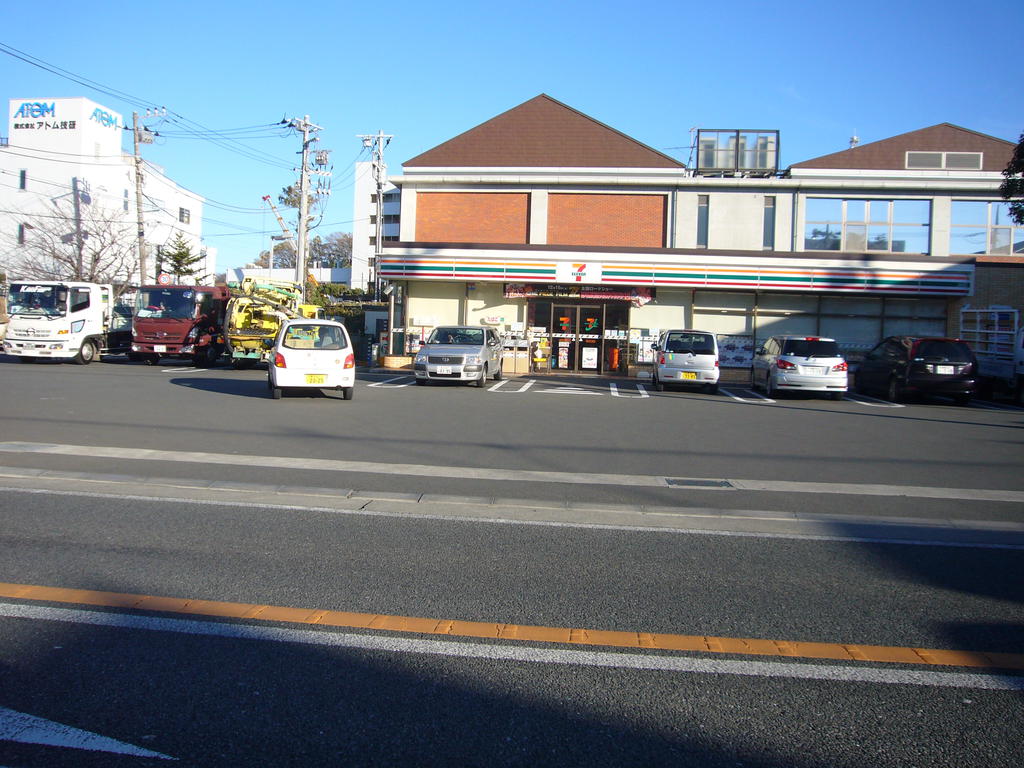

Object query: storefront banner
[504,283,654,306]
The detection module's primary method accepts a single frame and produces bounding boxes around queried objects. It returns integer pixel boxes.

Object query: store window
[804,198,930,254]
[697,195,709,248]
[762,197,776,249]
[950,201,1024,255]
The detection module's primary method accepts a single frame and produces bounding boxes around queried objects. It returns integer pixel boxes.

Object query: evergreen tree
[161,232,206,284]
[1000,130,1024,225]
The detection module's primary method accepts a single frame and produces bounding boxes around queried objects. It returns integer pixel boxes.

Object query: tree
[309,232,352,268]
[159,232,206,284]
[1000,130,1024,225]
[4,196,138,291]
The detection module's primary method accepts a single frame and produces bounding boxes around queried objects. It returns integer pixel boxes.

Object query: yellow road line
[2,581,1021,671]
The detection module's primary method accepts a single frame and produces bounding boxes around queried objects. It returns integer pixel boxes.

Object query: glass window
[697,195,709,248]
[893,200,930,224]
[846,200,867,222]
[804,198,929,254]
[762,197,775,249]
[950,201,1024,255]
[951,201,988,226]
[868,201,890,224]
[868,225,889,251]
[806,198,842,221]
[780,339,841,357]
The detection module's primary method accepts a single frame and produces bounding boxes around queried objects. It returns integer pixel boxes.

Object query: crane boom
[262,194,298,253]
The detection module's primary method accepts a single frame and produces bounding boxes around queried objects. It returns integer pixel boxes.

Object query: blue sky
[3,0,1021,272]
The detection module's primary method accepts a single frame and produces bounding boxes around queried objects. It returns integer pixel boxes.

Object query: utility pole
[287,116,324,301]
[132,112,150,286]
[71,177,86,279]
[357,130,393,350]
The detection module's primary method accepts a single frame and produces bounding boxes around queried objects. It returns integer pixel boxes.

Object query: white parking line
[844,394,905,408]
[367,376,415,388]
[539,385,604,395]
[489,379,536,393]
[609,383,649,398]
[720,388,775,403]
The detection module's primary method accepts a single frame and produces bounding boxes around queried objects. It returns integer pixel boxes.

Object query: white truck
[960,307,1024,404]
[2,280,132,364]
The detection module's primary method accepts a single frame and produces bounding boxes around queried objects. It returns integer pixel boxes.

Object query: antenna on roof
[849,133,860,149]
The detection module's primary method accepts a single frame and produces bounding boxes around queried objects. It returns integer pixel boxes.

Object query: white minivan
[267,319,356,400]
[651,329,720,393]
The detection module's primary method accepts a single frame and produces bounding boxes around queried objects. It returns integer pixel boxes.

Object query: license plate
[436,366,452,375]
[305,374,326,384]
[153,345,166,352]
[935,365,954,375]
[680,371,697,380]
[804,367,825,375]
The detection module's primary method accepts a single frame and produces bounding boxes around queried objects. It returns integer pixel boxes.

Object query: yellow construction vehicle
[224,277,319,368]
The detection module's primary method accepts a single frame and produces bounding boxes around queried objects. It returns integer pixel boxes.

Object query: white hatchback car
[752,335,848,400]
[267,319,355,400]
[651,329,720,393]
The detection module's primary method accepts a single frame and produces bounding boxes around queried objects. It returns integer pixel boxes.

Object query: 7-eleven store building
[378,96,980,375]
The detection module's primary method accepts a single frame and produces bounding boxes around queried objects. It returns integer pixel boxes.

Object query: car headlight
[465,355,482,365]
[415,352,427,363]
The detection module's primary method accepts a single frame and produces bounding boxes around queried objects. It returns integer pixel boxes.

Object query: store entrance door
[552,304,603,372]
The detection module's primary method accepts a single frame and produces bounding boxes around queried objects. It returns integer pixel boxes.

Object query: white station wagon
[267,319,355,400]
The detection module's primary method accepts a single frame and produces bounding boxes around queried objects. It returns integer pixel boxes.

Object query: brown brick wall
[548,193,666,248]
[947,262,1024,335]
[416,192,529,244]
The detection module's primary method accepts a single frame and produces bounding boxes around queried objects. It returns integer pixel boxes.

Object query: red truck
[131,284,231,366]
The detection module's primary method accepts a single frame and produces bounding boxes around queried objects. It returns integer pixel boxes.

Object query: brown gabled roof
[405,94,685,169]
[790,123,1014,171]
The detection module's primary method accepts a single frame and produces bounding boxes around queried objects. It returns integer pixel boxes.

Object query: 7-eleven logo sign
[559,262,601,283]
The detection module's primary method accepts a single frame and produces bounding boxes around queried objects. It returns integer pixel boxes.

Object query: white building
[351,160,399,293]
[0,97,215,285]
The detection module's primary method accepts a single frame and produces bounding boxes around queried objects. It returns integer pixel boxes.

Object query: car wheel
[493,364,503,381]
[830,392,844,401]
[765,373,775,398]
[953,393,971,406]
[73,340,97,365]
[704,383,719,395]
[654,371,664,392]
[17,357,36,364]
[854,373,868,395]
[415,378,427,386]
[474,368,486,388]
[342,386,354,401]
[268,376,282,399]
[145,354,161,366]
[886,377,901,403]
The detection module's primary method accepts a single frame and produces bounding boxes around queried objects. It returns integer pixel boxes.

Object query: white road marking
[0,705,174,759]
[489,379,536,393]
[539,386,604,395]
[720,388,775,403]
[844,394,905,408]
[1,603,1020,692]
[1,442,1022,502]
[367,375,415,388]
[162,366,201,373]
[609,383,649,398]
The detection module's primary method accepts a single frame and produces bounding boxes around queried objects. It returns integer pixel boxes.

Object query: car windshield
[429,327,484,345]
[664,332,715,355]
[8,284,66,317]
[282,324,347,350]
[135,289,195,319]
[914,340,972,362]
[781,339,841,358]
